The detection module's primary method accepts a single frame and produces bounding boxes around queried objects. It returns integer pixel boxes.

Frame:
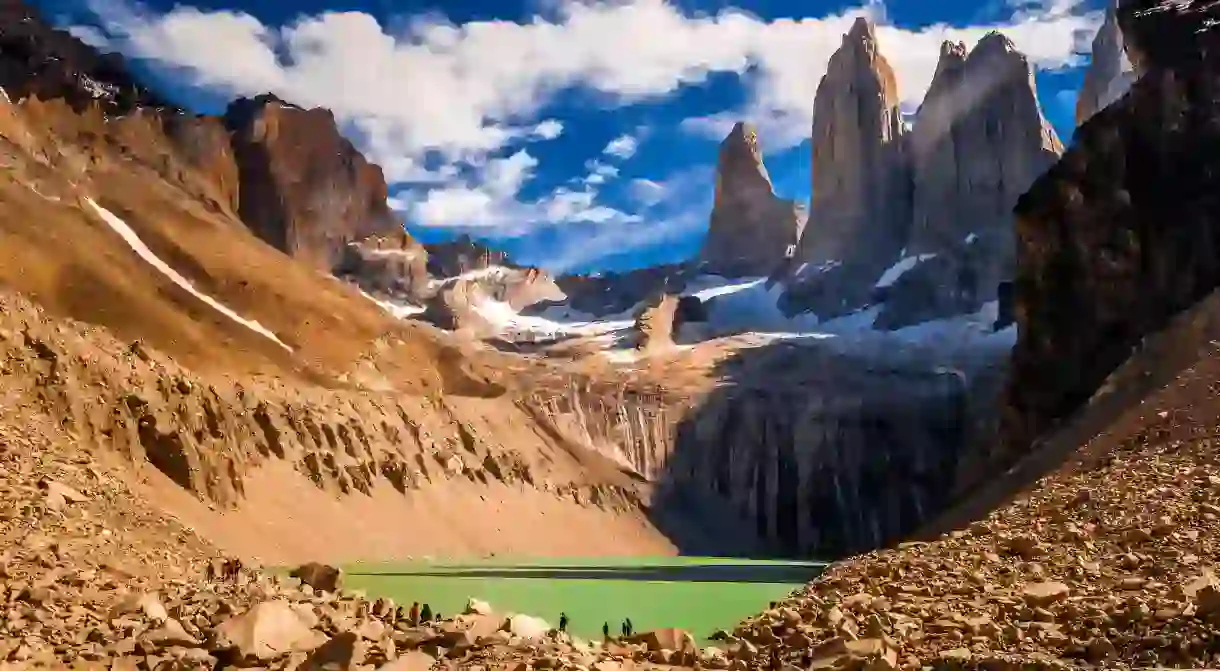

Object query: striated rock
[223,93,408,270]
[162,113,242,216]
[1002,0,1220,474]
[700,122,805,277]
[797,17,909,278]
[1076,3,1137,127]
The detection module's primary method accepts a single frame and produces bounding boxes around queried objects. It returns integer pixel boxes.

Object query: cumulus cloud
[75,0,1103,246]
[531,119,565,140]
[602,134,639,160]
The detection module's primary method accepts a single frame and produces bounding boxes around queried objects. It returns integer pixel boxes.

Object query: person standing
[559,612,569,633]
[408,602,420,625]
[602,622,610,640]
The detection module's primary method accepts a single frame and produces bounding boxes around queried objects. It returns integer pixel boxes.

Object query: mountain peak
[847,16,876,42]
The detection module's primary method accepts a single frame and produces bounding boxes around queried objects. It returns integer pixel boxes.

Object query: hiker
[625,618,634,637]
[408,601,420,625]
[559,612,569,633]
[602,622,610,640]
[620,620,629,637]
[420,603,433,622]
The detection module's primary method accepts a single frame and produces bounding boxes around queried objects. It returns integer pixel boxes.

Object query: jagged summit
[699,121,805,277]
[846,15,876,41]
[797,13,907,274]
[1077,3,1136,125]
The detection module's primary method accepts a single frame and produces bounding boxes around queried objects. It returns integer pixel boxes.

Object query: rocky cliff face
[700,122,806,277]
[784,25,1063,328]
[524,345,1001,558]
[873,34,1063,329]
[425,234,516,278]
[798,17,909,274]
[907,34,1062,257]
[1001,0,1220,484]
[222,94,411,270]
[1076,3,1137,126]
[0,0,171,115]
[334,232,430,300]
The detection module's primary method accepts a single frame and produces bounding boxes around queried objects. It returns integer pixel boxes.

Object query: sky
[37,0,1109,274]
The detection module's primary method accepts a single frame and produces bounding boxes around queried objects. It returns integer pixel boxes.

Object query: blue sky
[40,0,1109,273]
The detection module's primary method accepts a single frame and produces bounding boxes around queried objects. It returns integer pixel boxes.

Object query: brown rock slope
[0,0,679,561]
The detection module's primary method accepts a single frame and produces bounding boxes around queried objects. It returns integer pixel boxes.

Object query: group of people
[399,604,637,642]
[600,617,634,639]
[404,602,441,624]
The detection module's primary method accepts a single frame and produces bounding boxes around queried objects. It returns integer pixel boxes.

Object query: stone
[298,631,359,670]
[212,599,327,661]
[628,628,696,654]
[464,598,493,616]
[290,563,343,593]
[376,650,437,671]
[700,122,806,277]
[141,618,200,647]
[503,614,551,640]
[1021,582,1070,606]
[109,592,169,623]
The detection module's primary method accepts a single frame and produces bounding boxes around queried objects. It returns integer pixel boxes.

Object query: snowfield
[85,198,293,352]
[368,267,1014,365]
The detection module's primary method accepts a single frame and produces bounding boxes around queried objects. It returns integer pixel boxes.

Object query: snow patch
[84,198,293,352]
[964,233,978,244]
[876,254,937,289]
[474,295,634,342]
[428,265,515,290]
[360,291,426,319]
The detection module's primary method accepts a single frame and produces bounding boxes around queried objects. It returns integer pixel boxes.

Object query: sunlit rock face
[700,122,806,278]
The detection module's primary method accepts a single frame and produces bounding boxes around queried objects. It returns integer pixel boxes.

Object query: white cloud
[76,0,1102,242]
[627,178,667,206]
[531,119,565,140]
[581,160,619,186]
[602,134,639,160]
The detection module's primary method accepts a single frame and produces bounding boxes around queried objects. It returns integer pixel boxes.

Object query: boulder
[502,614,551,640]
[289,562,343,593]
[465,597,493,615]
[212,599,327,661]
